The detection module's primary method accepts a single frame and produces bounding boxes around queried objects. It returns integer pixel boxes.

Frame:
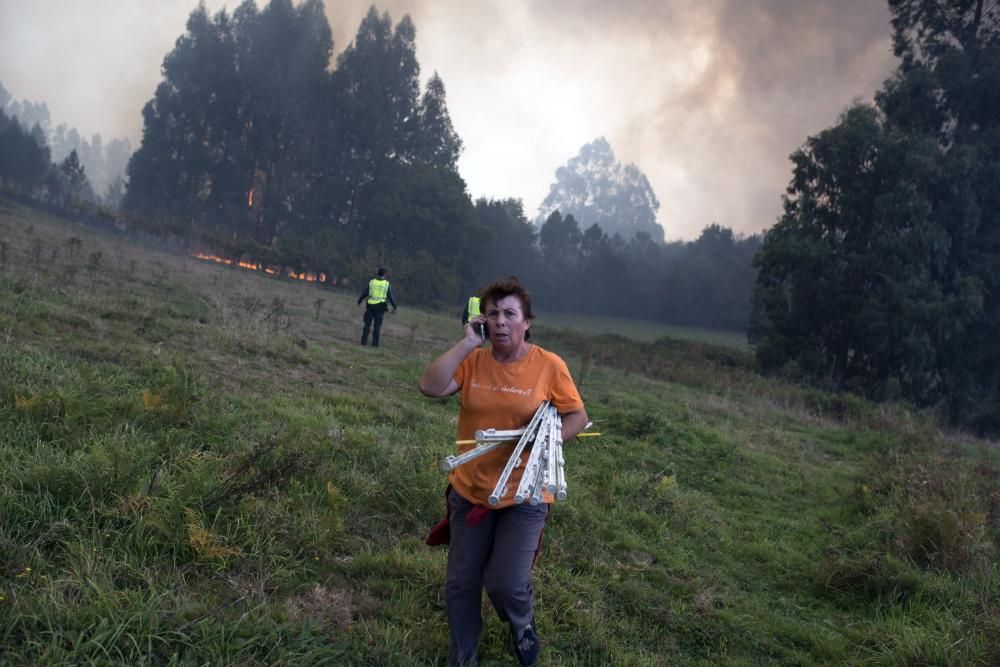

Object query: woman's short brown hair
[479,276,534,340]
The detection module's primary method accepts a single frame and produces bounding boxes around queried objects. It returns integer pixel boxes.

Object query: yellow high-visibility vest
[466,296,481,320]
[368,278,390,305]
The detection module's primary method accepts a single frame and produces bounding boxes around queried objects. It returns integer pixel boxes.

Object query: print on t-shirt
[470,380,533,397]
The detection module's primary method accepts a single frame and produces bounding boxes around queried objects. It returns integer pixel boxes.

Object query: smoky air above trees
[0,0,898,240]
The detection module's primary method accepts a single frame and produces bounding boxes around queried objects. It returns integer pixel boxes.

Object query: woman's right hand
[465,315,487,346]
[420,319,484,397]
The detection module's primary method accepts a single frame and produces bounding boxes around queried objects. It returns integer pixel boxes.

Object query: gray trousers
[445,489,548,666]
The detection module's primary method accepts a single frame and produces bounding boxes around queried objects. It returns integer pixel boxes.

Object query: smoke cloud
[0,0,897,240]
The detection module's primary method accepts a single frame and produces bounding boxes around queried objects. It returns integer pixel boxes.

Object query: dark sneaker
[512,622,540,666]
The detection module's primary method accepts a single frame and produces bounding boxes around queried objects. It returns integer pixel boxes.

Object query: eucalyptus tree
[538,210,582,268]
[415,71,463,171]
[472,198,540,290]
[58,149,96,209]
[125,4,240,236]
[332,7,421,242]
[126,0,333,247]
[751,0,1000,432]
[879,0,1000,428]
[664,225,759,329]
[536,137,663,243]
[751,105,949,396]
[123,2,481,304]
[234,0,333,248]
[359,161,481,302]
[0,109,50,197]
[881,0,1000,143]
[575,222,629,317]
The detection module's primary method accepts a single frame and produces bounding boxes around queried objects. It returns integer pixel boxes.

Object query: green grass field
[0,197,996,665]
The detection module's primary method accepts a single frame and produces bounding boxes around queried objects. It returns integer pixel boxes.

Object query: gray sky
[0,0,898,240]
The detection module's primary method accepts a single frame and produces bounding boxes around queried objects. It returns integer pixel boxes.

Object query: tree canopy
[124,1,477,295]
[751,0,1000,433]
[0,109,50,197]
[535,137,663,244]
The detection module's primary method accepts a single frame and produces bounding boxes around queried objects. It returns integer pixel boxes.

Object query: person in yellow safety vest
[357,267,397,347]
[461,294,487,345]
[461,295,481,326]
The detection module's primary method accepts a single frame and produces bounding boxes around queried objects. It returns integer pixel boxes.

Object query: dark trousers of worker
[445,489,548,667]
[361,304,386,346]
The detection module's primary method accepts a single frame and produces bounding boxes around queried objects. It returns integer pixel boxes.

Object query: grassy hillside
[0,197,996,665]
[537,312,748,349]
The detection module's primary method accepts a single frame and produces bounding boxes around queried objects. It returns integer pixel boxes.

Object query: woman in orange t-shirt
[419,276,588,667]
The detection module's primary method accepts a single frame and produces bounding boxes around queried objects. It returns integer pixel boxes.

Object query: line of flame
[193,253,327,283]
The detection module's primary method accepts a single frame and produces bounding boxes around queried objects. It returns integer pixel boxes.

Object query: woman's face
[484,294,531,351]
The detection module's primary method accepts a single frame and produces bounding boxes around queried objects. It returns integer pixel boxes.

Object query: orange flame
[247,190,254,207]
[194,253,327,283]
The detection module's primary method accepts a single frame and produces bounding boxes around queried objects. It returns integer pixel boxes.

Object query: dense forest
[750,0,1000,433]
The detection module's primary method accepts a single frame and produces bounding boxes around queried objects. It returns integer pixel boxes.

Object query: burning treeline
[193,253,330,285]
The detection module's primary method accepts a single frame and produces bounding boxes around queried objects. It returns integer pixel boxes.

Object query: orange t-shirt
[449,345,584,508]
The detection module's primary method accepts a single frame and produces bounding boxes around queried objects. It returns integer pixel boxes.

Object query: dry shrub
[605,409,663,439]
[117,494,152,516]
[142,364,200,424]
[285,584,372,632]
[975,458,1000,543]
[876,443,995,573]
[202,438,315,513]
[694,588,724,614]
[817,552,920,604]
[184,507,241,560]
[896,498,986,571]
[798,390,870,424]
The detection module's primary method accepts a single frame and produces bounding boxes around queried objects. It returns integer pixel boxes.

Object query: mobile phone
[475,321,488,340]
